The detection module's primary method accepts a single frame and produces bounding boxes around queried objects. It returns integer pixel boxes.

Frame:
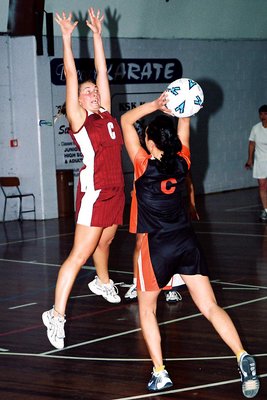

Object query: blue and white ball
[166,78,204,117]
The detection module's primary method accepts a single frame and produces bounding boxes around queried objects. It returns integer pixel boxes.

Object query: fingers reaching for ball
[156,92,173,115]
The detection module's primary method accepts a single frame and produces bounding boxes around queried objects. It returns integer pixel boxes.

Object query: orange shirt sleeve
[178,144,191,169]
[129,147,149,233]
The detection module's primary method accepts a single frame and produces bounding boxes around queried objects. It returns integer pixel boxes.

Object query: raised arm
[86,8,110,112]
[121,92,171,163]
[177,117,190,149]
[55,12,85,131]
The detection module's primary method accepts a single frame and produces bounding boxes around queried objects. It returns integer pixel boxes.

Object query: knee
[68,249,89,268]
[199,301,219,321]
[259,179,267,190]
[139,303,157,320]
[139,309,155,328]
[98,235,115,250]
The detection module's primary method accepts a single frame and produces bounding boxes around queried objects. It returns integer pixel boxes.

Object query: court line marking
[0,232,74,247]
[0,219,265,247]
[194,220,266,226]
[8,279,262,307]
[111,373,267,400]
[215,280,267,290]
[0,258,133,275]
[40,294,267,356]
[196,231,267,237]
[225,204,260,212]
[0,225,130,247]
[0,352,265,400]
[0,280,265,336]
[9,303,37,310]
[0,352,267,362]
[0,295,266,397]
[223,287,259,291]
[1,226,267,249]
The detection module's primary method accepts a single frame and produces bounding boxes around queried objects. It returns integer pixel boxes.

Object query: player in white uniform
[245,105,267,221]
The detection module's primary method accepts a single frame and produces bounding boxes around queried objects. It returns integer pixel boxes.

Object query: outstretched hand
[86,7,104,34]
[55,12,78,35]
[154,92,174,115]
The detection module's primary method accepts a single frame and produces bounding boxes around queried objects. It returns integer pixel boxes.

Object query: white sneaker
[88,276,121,303]
[42,307,65,349]
[124,283,137,300]
[147,368,173,392]
[238,353,260,398]
[260,210,267,221]
[165,290,182,303]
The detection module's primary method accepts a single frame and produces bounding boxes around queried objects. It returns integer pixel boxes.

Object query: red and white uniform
[69,108,125,227]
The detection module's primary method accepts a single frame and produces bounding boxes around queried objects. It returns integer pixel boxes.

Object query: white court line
[225,204,260,212]
[41,326,143,355]
[112,373,267,400]
[1,351,267,362]
[216,280,267,290]
[0,218,263,247]
[196,231,267,238]
[9,302,37,310]
[70,282,127,300]
[41,294,267,356]
[223,287,259,291]
[0,259,61,268]
[0,258,133,276]
[194,220,264,226]
[0,353,265,400]
[69,293,98,299]
[0,232,74,247]
[0,225,129,247]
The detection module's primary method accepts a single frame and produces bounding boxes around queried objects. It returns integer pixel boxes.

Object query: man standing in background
[245,105,267,221]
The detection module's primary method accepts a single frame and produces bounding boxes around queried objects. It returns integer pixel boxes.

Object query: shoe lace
[175,291,182,300]
[130,284,137,293]
[56,317,66,338]
[103,282,119,297]
[50,315,65,339]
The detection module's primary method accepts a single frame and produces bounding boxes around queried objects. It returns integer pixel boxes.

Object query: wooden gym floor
[0,187,266,400]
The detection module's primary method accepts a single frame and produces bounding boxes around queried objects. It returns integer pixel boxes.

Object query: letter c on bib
[107,122,116,139]
[161,178,177,194]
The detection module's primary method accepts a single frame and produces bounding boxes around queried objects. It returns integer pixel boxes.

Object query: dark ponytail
[146,115,182,174]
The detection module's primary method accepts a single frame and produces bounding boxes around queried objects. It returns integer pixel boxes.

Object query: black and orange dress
[129,145,208,291]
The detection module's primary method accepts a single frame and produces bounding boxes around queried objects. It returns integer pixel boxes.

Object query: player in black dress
[121,92,260,398]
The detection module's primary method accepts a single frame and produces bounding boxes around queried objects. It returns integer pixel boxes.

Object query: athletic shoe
[124,283,137,300]
[165,290,182,303]
[42,307,65,349]
[260,210,267,221]
[238,353,260,398]
[88,276,121,303]
[147,368,173,392]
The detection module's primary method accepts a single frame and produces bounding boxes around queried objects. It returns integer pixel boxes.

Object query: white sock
[237,350,248,363]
